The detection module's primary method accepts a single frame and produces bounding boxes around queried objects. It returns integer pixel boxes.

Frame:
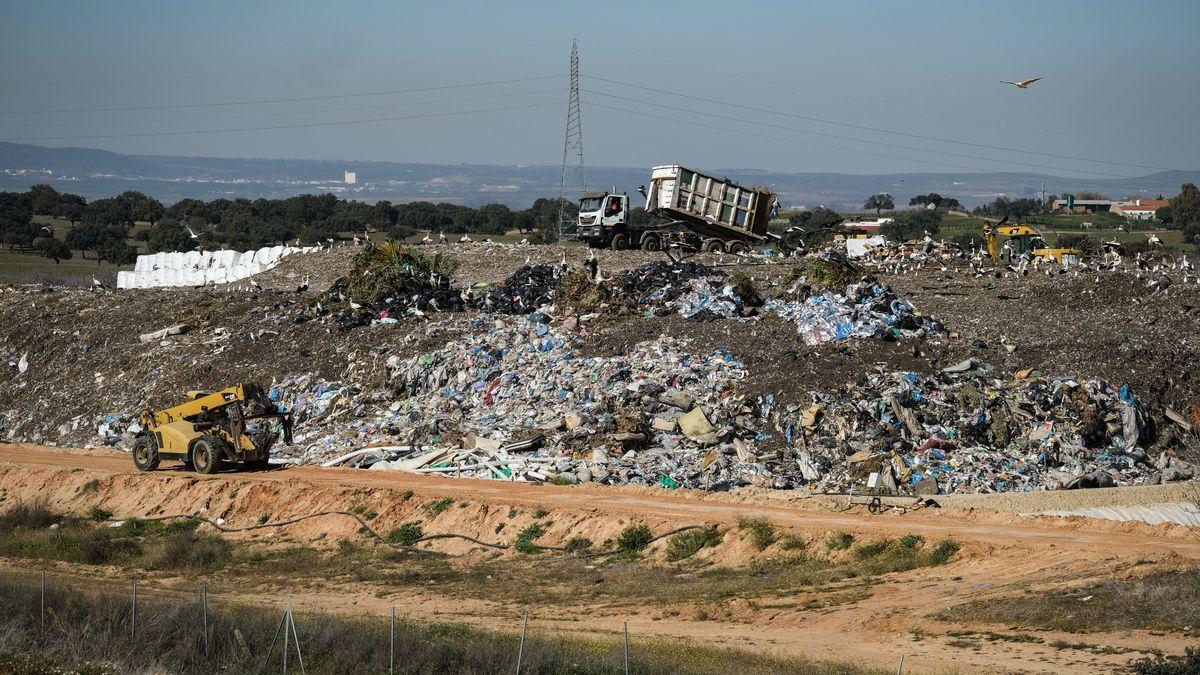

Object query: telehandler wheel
[610,233,629,251]
[190,437,222,475]
[132,435,159,472]
[640,235,662,252]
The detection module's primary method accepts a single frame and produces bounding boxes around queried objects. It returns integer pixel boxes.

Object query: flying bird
[187,226,200,240]
[1002,77,1042,89]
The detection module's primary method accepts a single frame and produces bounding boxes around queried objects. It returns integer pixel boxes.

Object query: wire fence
[9,572,911,674]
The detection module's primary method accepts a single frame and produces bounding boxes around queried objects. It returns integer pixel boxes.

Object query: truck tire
[640,234,662,252]
[244,457,271,471]
[727,241,747,254]
[132,434,159,472]
[610,233,629,251]
[703,240,725,253]
[190,436,222,475]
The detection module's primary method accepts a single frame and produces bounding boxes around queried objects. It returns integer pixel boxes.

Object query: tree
[863,193,894,214]
[66,222,127,261]
[34,236,72,264]
[144,221,195,253]
[1170,183,1200,229]
[0,191,36,250]
[1075,190,1104,201]
[1156,205,1174,226]
[909,193,962,211]
[28,184,61,215]
[54,193,87,224]
[83,198,133,229]
[99,238,138,265]
[881,210,941,241]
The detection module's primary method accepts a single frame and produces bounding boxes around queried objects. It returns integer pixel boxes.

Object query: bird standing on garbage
[295,275,309,293]
[420,233,432,245]
[249,278,262,291]
[459,234,472,244]
[438,231,447,244]
[91,275,104,289]
[1146,233,1163,248]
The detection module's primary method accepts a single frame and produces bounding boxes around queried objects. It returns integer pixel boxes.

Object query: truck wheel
[132,435,159,472]
[703,240,725,253]
[190,437,222,475]
[610,233,629,251]
[640,235,662,252]
[244,457,271,471]
[727,241,748,254]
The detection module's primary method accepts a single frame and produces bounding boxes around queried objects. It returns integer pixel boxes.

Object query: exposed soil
[1,443,1197,674]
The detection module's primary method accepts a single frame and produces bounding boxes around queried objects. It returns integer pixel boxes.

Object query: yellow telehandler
[132,383,292,474]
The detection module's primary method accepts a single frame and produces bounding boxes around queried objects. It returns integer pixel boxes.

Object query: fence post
[623,621,630,675]
[515,612,528,674]
[389,607,395,675]
[131,579,137,642]
[896,654,905,675]
[40,572,45,635]
[201,581,209,658]
[287,598,306,674]
[282,597,290,675]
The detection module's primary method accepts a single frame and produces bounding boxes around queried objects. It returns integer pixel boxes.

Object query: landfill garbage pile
[472,264,565,314]
[789,361,1199,494]
[266,316,809,489]
[309,243,465,329]
[764,280,943,346]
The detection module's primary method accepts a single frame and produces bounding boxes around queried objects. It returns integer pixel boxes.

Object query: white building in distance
[344,170,358,185]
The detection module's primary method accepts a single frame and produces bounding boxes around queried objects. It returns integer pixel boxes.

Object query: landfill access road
[2,443,1197,674]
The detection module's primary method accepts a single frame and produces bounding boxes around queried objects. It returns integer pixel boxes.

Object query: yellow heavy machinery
[981,216,1082,265]
[132,383,292,474]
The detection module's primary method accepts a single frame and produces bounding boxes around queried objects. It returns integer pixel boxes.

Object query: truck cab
[576,192,631,249]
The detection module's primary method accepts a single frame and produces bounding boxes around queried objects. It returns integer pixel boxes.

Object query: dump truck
[132,383,292,474]
[576,165,777,253]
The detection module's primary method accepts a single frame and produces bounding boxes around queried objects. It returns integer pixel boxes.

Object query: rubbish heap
[789,361,1198,494]
[764,280,943,346]
[310,244,465,328]
[267,316,806,489]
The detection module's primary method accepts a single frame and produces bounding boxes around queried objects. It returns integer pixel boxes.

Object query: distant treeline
[0,185,600,264]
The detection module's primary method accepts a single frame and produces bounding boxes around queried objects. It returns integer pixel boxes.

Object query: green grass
[665,528,724,562]
[422,497,455,517]
[826,531,854,551]
[0,573,892,675]
[385,522,424,547]
[850,536,958,575]
[616,524,653,552]
[515,522,548,554]
[939,568,1200,634]
[737,517,777,551]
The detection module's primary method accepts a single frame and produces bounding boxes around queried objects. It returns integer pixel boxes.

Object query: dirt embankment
[2,443,1199,674]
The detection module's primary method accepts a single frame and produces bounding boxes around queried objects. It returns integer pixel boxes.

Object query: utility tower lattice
[557,40,584,242]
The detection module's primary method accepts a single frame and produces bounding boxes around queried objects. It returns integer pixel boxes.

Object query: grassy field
[938,212,1194,252]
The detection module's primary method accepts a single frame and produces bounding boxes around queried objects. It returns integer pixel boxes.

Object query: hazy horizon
[2,1,1197,179]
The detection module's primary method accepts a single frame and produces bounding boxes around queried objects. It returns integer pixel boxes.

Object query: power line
[0,75,563,115]
[0,88,564,129]
[584,74,1181,173]
[581,88,1127,178]
[587,100,1007,173]
[2,101,561,142]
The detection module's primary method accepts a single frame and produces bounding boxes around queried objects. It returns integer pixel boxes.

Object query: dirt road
[2,443,1197,674]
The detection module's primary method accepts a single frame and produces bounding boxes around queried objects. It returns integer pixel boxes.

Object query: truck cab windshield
[579,197,604,212]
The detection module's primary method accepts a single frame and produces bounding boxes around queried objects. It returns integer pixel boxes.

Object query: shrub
[665,528,722,561]
[423,498,455,517]
[738,517,776,551]
[515,523,547,554]
[87,506,113,522]
[387,522,424,547]
[616,524,653,552]
[826,531,855,550]
[146,531,231,572]
[1130,646,1200,675]
[0,499,60,531]
[728,273,764,307]
[563,536,593,555]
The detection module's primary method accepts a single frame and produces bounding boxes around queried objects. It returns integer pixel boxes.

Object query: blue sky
[1,0,1196,176]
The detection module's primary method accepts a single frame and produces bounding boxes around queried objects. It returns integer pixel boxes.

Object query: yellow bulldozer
[981,216,1082,266]
[132,383,292,474]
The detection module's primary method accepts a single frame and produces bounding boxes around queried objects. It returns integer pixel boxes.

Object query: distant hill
[1,141,1195,210]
